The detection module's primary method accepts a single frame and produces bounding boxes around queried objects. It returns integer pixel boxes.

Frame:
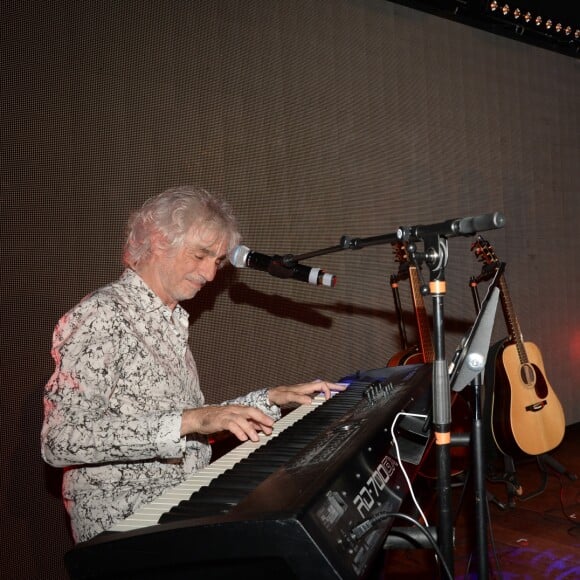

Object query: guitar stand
[491,451,578,508]
[487,454,523,509]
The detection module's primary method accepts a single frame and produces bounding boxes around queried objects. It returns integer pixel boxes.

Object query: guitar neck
[409,266,434,363]
[390,274,409,350]
[497,273,529,365]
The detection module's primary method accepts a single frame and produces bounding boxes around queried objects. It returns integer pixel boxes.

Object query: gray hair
[123,185,241,268]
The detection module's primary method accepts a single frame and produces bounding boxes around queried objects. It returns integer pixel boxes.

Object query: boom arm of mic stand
[282,231,400,265]
[285,211,504,264]
[282,232,398,266]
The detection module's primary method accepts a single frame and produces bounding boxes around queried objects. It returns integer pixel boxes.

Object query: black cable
[556,473,580,528]
[350,511,454,580]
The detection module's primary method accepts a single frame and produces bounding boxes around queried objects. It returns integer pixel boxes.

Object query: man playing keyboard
[41,186,343,544]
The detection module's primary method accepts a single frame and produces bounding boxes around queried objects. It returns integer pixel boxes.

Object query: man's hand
[181,405,275,442]
[180,380,347,442]
[267,379,347,407]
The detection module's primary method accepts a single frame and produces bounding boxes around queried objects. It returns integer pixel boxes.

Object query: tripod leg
[539,453,578,481]
[487,489,506,510]
[471,379,490,579]
[502,454,523,508]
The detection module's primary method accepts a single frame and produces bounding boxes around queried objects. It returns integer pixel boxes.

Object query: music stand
[449,276,500,393]
[448,274,501,579]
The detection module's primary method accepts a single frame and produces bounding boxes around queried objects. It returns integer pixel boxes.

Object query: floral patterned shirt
[41,269,280,543]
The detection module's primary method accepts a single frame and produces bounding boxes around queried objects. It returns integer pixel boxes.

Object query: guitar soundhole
[520,363,536,387]
[532,363,549,399]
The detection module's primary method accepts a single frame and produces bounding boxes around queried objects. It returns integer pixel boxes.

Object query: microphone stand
[402,230,455,575]
[280,212,505,578]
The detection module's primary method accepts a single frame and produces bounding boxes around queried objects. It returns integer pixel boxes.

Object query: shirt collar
[119,268,189,324]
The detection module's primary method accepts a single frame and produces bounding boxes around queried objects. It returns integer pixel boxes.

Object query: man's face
[150,226,229,308]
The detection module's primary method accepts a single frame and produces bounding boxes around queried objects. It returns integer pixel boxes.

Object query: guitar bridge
[525,400,547,412]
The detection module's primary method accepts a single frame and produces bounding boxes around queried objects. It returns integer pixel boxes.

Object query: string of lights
[487,1,580,44]
[386,0,580,57]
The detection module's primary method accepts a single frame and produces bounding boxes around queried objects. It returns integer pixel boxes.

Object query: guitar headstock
[393,241,409,264]
[392,241,411,279]
[471,235,500,267]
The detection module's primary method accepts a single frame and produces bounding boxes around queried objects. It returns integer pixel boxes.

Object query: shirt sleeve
[41,298,186,468]
[224,388,282,421]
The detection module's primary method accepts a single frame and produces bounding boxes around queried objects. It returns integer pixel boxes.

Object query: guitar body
[490,340,565,457]
[387,345,422,367]
[387,268,423,368]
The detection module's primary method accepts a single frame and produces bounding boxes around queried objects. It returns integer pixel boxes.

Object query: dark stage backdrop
[2,1,579,578]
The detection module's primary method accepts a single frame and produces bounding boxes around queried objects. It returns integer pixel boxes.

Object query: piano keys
[65,364,433,580]
[110,396,329,532]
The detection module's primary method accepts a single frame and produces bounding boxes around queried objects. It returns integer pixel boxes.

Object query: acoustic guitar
[388,242,470,477]
[472,236,565,457]
[387,243,433,366]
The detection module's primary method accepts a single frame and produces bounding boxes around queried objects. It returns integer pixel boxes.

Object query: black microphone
[229,245,337,288]
[399,212,505,241]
